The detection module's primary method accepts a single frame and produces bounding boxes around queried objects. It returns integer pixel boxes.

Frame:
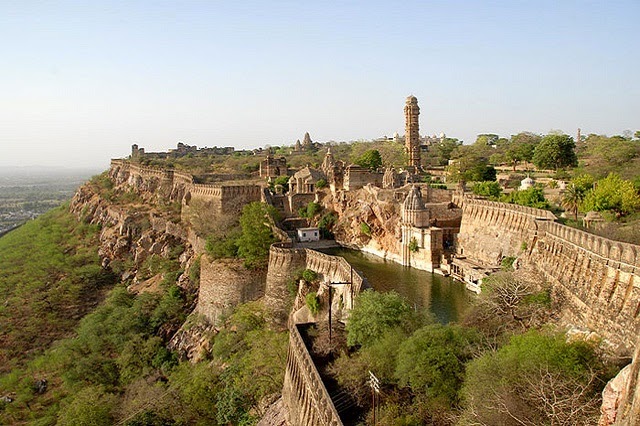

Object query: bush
[236,202,279,269]
[302,269,318,282]
[360,222,371,237]
[462,330,608,425]
[316,178,327,189]
[501,186,549,209]
[472,181,503,199]
[396,324,479,406]
[346,290,423,347]
[306,292,320,315]
[408,237,419,252]
[318,212,337,239]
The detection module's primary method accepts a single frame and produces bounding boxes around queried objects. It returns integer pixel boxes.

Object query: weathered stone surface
[196,255,266,325]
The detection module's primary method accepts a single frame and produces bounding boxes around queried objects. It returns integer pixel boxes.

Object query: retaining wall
[283,324,343,426]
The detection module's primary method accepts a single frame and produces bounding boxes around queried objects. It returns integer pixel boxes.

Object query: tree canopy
[346,290,420,348]
[531,134,577,170]
[236,202,280,268]
[354,149,383,170]
[581,173,640,217]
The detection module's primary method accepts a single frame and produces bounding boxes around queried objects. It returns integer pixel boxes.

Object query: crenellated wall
[264,243,365,325]
[109,159,261,214]
[455,195,555,265]
[532,221,640,351]
[454,194,640,352]
[282,324,343,426]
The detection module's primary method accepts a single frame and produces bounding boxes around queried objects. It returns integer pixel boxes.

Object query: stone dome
[403,185,425,211]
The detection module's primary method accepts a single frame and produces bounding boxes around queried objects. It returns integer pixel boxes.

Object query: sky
[1,1,638,169]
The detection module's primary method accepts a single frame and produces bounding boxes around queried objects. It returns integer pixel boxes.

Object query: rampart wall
[454,194,640,352]
[264,243,365,325]
[532,221,640,350]
[282,324,343,426]
[454,195,555,265]
[109,159,261,214]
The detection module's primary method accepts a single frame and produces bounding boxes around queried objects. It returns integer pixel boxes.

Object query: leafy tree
[475,134,500,146]
[430,138,462,166]
[354,149,383,170]
[236,202,279,268]
[472,181,503,199]
[306,292,320,315]
[395,324,479,407]
[462,331,608,426]
[315,178,327,189]
[318,212,337,239]
[56,385,118,426]
[448,148,497,182]
[581,173,640,217]
[505,132,540,170]
[532,134,578,170]
[346,290,421,347]
[501,186,549,209]
[271,175,290,192]
[302,269,318,282]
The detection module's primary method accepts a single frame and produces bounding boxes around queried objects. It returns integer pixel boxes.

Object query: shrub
[408,237,419,252]
[302,269,318,282]
[346,290,422,347]
[472,181,503,199]
[360,222,371,237]
[316,178,327,189]
[306,292,320,315]
[462,330,608,425]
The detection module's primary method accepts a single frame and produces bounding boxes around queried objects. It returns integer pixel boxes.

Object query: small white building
[520,175,535,190]
[297,227,320,242]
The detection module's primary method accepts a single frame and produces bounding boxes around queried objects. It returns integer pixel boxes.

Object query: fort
[100,95,640,425]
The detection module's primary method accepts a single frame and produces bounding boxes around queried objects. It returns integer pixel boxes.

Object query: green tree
[354,149,383,170]
[395,324,479,407]
[462,331,607,426]
[448,146,497,182]
[505,132,540,170]
[57,386,118,426]
[532,134,578,170]
[472,181,503,199]
[346,290,422,347]
[236,202,279,268]
[430,137,462,166]
[561,183,583,220]
[502,186,549,209]
[475,134,500,146]
[581,173,640,217]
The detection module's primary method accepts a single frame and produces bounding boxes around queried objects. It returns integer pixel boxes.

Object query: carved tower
[404,95,421,170]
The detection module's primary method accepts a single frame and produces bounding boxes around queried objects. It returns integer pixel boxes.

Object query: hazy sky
[1,1,638,169]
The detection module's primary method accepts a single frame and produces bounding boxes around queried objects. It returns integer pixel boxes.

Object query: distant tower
[577,128,582,144]
[404,96,421,169]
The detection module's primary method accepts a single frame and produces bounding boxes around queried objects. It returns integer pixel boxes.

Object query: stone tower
[404,95,421,170]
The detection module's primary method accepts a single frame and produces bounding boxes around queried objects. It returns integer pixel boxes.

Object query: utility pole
[368,370,380,425]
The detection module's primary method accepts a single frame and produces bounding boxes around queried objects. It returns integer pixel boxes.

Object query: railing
[285,324,344,426]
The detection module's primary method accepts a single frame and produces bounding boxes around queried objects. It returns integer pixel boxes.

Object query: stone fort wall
[533,221,640,351]
[454,194,640,352]
[454,195,555,265]
[264,243,365,325]
[109,159,262,214]
[282,324,343,426]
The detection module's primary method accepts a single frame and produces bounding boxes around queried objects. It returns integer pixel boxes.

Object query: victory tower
[404,95,421,170]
